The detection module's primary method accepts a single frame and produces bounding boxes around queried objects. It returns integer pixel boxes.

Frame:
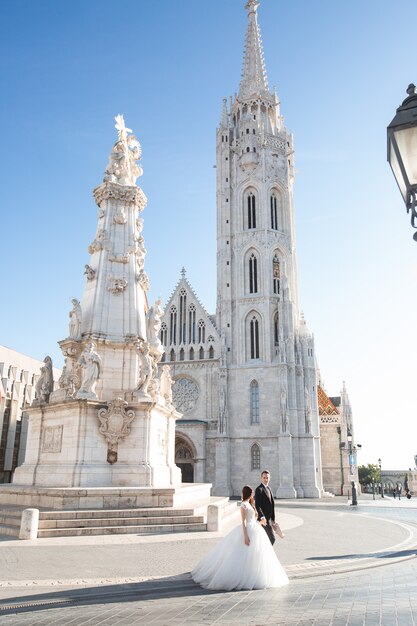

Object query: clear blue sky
[1,0,417,472]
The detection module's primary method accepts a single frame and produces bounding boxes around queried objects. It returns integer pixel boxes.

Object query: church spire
[220,97,229,129]
[239,0,269,99]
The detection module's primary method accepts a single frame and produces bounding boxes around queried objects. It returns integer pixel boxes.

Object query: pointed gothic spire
[240,0,269,99]
[220,98,229,128]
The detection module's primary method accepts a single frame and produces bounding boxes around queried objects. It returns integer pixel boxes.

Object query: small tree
[358,464,381,486]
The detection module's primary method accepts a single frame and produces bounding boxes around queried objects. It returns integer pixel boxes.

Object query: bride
[192,485,289,591]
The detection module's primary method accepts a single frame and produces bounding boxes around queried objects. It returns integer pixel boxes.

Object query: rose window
[172,377,199,413]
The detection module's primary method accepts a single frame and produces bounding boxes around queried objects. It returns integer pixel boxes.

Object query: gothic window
[249,314,260,359]
[251,443,261,470]
[189,347,194,360]
[249,253,258,294]
[270,194,278,230]
[170,306,177,345]
[160,322,168,346]
[250,380,260,423]
[161,352,166,362]
[246,146,250,152]
[179,348,185,361]
[273,312,279,346]
[199,346,204,359]
[198,319,206,343]
[209,346,214,359]
[246,192,256,229]
[273,255,280,294]
[246,128,250,134]
[188,304,196,344]
[179,289,187,344]
[170,348,176,362]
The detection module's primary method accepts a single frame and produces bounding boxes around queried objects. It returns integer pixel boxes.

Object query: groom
[255,469,276,545]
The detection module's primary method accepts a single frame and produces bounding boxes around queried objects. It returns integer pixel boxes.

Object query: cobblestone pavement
[0,498,416,625]
[0,558,416,625]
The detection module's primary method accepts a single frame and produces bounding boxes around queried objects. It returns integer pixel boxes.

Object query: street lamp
[387,83,417,240]
[378,457,384,498]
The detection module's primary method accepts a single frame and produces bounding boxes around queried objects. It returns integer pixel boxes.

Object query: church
[160,0,325,498]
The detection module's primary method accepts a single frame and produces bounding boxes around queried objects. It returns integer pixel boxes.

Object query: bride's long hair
[242,485,258,519]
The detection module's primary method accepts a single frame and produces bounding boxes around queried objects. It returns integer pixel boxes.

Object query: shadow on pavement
[306,548,417,561]
[0,575,224,617]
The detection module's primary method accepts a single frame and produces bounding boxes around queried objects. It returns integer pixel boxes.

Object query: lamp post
[387,84,417,240]
[378,457,384,498]
[347,431,358,505]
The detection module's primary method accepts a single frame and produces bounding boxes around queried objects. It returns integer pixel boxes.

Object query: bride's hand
[244,535,250,546]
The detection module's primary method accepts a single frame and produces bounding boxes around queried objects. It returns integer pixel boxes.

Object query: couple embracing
[192,470,288,591]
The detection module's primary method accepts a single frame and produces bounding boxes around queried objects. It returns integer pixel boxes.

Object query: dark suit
[255,483,275,545]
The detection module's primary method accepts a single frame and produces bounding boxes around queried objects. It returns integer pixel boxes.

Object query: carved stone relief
[108,277,128,294]
[42,425,63,453]
[97,398,136,464]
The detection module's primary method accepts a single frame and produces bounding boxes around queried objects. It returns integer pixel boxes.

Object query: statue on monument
[69,299,82,340]
[35,356,54,405]
[147,299,164,359]
[104,114,143,186]
[136,339,154,396]
[160,364,174,408]
[76,342,102,399]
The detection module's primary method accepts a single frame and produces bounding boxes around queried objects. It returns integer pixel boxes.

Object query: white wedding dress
[192,501,289,591]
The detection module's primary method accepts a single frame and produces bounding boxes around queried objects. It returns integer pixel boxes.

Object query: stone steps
[0,496,238,538]
[38,514,205,529]
[39,507,200,520]
[0,507,22,537]
[37,521,207,538]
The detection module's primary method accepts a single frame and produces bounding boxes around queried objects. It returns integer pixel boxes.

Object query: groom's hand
[260,517,267,526]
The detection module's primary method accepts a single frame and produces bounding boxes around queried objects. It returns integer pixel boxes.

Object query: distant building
[318,382,359,495]
[0,345,60,483]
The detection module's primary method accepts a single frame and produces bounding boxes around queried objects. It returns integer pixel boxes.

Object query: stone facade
[318,383,359,495]
[161,1,324,498]
[0,346,61,483]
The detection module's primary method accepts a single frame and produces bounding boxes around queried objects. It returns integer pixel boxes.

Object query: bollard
[207,504,221,532]
[19,508,39,540]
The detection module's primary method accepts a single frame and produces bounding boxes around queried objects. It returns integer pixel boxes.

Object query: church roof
[318,386,339,416]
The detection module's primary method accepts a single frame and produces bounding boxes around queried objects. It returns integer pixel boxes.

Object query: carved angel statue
[69,299,82,340]
[104,114,143,186]
[136,340,153,395]
[58,357,76,397]
[159,365,173,407]
[76,342,102,399]
[84,265,95,281]
[35,356,54,404]
[147,299,164,360]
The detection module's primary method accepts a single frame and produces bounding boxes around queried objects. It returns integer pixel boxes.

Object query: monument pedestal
[13,397,181,488]
[0,483,212,510]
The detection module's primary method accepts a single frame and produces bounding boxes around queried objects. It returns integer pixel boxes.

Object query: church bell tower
[215,0,323,497]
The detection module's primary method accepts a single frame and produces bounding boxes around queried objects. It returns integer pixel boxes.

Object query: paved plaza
[0,496,416,624]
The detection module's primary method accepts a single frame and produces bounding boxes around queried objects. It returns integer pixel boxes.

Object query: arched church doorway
[175,436,195,483]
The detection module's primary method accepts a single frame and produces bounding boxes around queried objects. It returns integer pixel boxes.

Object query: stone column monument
[12,116,186,496]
